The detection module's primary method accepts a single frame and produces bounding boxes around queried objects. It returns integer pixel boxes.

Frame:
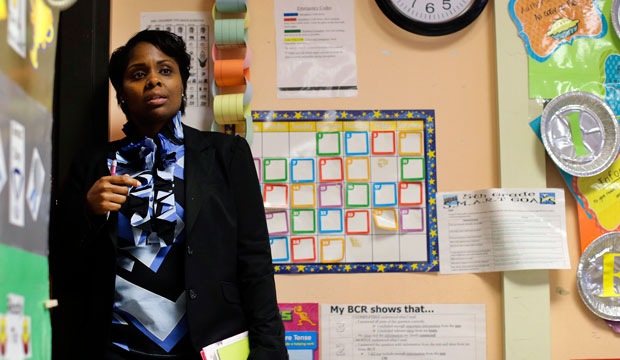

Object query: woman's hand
[86,175,141,215]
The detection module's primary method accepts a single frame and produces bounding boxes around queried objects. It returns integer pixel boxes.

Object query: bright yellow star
[377,264,386,272]
[428,128,434,134]
[411,264,419,270]
[253,112,260,119]
[340,111,348,118]
[385,114,390,118]
[283,113,289,118]
[327,265,334,270]
[275,265,281,272]
[427,116,434,122]
[427,150,435,158]
[344,265,352,272]
[432,250,437,255]
[398,264,404,269]
[373,110,382,118]
[430,229,437,237]
[294,112,302,119]
[297,265,307,272]
[429,179,435,185]
[406,112,414,119]
[286,266,291,270]
[429,198,436,205]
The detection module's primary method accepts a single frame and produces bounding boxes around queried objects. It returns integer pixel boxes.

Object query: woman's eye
[160,68,172,75]
[132,71,146,79]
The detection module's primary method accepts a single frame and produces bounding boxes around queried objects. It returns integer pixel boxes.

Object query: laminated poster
[246,110,438,273]
[279,303,319,360]
[509,0,620,99]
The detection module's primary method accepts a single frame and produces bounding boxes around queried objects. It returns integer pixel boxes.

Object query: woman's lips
[147,96,167,106]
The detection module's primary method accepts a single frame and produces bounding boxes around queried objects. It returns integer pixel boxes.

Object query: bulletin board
[109,0,620,358]
[250,110,438,273]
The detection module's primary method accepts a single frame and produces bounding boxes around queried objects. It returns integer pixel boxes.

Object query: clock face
[391,0,475,24]
[376,0,488,36]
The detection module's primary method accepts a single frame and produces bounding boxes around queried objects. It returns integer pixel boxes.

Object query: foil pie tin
[577,232,620,321]
[613,0,620,39]
[541,91,620,177]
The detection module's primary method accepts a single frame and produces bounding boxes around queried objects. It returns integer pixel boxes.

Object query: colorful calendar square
[291,158,315,183]
[266,210,288,235]
[320,237,345,263]
[291,236,317,262]
[371,131,396,154]
[373,183,397,207]
[270,237,290,262]
[316,132,341,155]
[345,157,370,181]
[263,158,288,182]
[399,131,424,155]
[263,184,288,208]
[345,210,370,234]
[291,209,316,234]
[318,183,343,208]
[291,184,316,208]
[400,208,424,232]
[401,158,425,181]
[399,182,424,206]
[318,158,343,182]
[318,209,343,233]
[344,131,369,155]
[345,183,369,207]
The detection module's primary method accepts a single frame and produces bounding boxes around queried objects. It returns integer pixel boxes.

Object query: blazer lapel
[183,125,214,237]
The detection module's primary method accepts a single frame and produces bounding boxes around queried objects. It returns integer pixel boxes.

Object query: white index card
[264,159,287,181]
[291,237,316,262]
[291,184,316,207]
[270,237,290,262]
[266,211,288,234]
[320,238,345,262]
[317,132,340,155]
[318,183,343,207]
[345,157,369,181]
[291,159,315,182]
[399,131,423,155]
[26,148,46,221]
[9,120,25,227]
[319,158,343,181]
[319,209,343,233]
[344,132,368,155]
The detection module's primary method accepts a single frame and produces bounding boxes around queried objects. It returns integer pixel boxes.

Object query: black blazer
[50,125,287,359]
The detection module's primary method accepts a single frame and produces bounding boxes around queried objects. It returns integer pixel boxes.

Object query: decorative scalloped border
[242,109,438,273]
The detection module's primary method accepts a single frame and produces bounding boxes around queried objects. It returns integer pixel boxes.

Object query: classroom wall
[109,0,620,358]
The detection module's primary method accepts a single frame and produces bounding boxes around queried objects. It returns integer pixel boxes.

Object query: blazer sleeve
[229,136,289,360]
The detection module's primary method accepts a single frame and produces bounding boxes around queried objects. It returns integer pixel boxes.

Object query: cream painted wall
[109,0,619,358]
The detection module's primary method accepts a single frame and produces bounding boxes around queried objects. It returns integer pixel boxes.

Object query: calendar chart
[248,110,438,273]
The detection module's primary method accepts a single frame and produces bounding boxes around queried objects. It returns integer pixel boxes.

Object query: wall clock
[375,0,489,36]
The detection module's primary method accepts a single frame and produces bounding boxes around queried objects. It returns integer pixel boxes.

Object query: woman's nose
[146,74,162,88]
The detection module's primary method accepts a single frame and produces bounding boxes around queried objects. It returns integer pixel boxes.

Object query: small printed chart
[249,110,437,273]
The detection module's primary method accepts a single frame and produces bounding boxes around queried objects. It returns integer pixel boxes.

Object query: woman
[51,30,287,359]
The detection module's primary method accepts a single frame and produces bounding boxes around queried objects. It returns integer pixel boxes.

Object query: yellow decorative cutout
[29,0,54,70]
[601,253,620,298]
[0,0,7,21]
[576,159,620,231]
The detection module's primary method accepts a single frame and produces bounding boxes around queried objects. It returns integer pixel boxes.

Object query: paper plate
[541,91,620,177]
[612,0,620,39]
[577,232,620,321]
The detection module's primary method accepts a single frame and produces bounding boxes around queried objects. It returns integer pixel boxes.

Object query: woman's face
[121,42,184,134]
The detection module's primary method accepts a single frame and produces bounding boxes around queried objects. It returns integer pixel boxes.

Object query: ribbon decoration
[211,0,253,144]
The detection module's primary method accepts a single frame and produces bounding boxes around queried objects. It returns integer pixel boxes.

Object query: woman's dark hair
[109,29,191,116]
